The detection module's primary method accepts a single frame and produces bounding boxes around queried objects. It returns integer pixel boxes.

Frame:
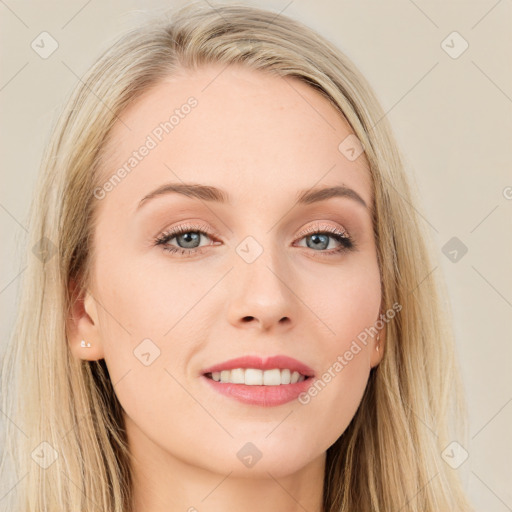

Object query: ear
[369,320,386,369]
[67,277,105,361]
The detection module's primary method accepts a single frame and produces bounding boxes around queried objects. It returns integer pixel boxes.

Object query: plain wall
[1,1,511,510]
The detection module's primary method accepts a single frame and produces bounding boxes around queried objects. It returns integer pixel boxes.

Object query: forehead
[98,63,372,213]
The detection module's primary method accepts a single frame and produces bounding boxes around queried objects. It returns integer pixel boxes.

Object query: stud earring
[80,340,91,348]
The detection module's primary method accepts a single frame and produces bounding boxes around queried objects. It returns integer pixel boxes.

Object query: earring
[80,340,91,348]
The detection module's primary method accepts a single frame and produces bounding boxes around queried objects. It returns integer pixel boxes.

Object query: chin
[200,437,323,479]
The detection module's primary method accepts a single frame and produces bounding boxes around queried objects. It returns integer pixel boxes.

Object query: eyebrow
[137,182,369,210]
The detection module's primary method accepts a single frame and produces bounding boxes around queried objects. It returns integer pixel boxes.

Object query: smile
[206,368,308,385]
[201,355,315,406]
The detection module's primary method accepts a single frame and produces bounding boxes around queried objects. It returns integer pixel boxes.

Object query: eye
[293,222,355,256]
[154,222,218,257]
[154,222,356,258]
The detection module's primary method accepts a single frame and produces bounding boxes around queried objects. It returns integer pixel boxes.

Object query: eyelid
[155,222,220,242]
[295,221,350,239]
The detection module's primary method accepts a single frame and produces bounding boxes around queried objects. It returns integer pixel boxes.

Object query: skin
[68,63,385,512]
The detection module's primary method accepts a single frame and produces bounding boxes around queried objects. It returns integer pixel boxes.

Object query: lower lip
[201,375,314,406]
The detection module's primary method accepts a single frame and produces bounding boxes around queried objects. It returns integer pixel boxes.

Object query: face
[69,63,384,479]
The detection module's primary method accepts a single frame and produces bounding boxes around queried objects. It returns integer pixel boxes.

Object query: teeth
[263,368,281,385]
[230,368,245,384]
[209,368,308,385]
[245,368,263,385]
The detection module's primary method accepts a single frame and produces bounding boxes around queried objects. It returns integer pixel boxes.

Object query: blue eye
[154,223,217,257]
[298,231,353,252]
[154,222,355,258]
[293,222,355,256]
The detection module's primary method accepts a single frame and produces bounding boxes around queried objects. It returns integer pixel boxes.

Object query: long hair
[0,2,472,510]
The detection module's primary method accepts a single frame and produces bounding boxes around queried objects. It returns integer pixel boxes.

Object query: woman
[0,2,473,511]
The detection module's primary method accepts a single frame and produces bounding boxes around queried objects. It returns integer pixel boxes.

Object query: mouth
[204,368,311,385]
[200,355,315,406]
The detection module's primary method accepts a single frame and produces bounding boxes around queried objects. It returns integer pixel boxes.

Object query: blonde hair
[1,2,473,511]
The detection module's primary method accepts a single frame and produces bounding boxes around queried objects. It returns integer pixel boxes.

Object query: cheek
[92,261,206,450]
[295,257,380,442]
[91,250,204,398]
[309,252,382,344]
[93,246,205,341]
[296,354,371,458]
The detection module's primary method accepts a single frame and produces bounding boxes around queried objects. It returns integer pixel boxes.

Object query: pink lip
[202,376,314,406]
[201,355,315,377]
[201,355,315,407]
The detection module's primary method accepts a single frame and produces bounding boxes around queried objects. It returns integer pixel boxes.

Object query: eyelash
[154,222,356,258]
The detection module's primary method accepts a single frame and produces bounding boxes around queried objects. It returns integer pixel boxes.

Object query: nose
[226,253,296,333]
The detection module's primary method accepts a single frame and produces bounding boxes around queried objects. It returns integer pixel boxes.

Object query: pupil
[179,232,200,248]
[307,234,328,250]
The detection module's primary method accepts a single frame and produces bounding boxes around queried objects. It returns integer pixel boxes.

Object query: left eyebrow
[295,185,368,210]
[137,182,369,212]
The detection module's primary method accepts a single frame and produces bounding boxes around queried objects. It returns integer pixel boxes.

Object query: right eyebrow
[137,183,230,210]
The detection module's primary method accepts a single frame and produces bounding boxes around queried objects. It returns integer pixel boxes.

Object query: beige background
[1,1,511,509]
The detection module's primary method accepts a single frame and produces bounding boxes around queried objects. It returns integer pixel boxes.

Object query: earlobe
[66,279,104,361]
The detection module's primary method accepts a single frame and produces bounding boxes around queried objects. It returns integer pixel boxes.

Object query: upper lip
[202,355,315,378]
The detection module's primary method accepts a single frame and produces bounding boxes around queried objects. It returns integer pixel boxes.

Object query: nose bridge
[230,204,282,270]
[235,229,290,295]
[226,228,297,330]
